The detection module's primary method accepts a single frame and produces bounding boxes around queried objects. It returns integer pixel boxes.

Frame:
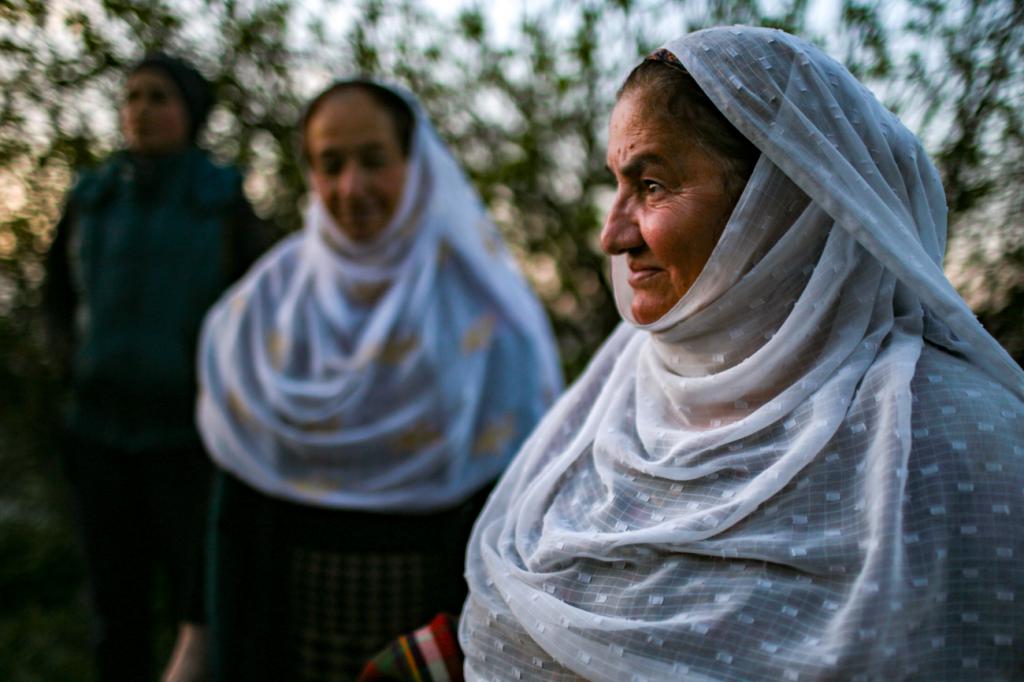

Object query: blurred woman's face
[601,90,739,324]
[121,69,190,155]
[305,89,409,241]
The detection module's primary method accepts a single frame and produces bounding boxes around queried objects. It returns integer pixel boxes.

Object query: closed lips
[627,260,663,284]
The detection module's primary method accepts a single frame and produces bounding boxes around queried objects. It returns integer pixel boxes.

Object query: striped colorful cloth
[358,613,464,682]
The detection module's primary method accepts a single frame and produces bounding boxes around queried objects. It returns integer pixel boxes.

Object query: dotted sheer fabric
[460,27,1024,680]
[197,81,562,513]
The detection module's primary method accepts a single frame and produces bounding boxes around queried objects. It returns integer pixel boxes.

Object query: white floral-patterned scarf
[197,82,562,512]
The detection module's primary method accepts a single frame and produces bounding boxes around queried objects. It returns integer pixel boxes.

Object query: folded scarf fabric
[460,26,1024,681]
[197,81,562,513]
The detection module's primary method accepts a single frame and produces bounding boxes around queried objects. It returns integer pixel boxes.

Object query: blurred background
[1,0,1021,678]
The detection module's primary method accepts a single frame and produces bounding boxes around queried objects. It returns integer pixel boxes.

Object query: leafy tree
[902,0,1024,362]
[1,0,1021,677]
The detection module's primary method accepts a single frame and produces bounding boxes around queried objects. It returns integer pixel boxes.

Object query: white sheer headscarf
[460,27,1024,680]
[197,81,562,513]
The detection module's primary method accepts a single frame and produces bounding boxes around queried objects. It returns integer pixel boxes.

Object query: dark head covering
[130,53,215,140]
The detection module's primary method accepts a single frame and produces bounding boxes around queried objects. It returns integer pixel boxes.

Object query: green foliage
[0,308,93,679]
[896,0,1024,361]
[1,0,1022,676]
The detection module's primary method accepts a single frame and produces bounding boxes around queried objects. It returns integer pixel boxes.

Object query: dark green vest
[67,147,242,452]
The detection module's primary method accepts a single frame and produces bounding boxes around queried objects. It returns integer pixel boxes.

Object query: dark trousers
[61,434,211,682]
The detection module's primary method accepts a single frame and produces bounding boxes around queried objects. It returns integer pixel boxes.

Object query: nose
[338,162,367,199]
[600,191,643,255]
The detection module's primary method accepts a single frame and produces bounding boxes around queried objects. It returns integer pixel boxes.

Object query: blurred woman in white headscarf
[459,27,1024,681]
[195,80,562,681]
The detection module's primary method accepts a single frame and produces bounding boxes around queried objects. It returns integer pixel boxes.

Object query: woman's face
[121,69,190,155]
[305,89,409,241]
[601,91,740,324]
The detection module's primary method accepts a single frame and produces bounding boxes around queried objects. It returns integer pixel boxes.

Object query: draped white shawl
[197,83,562,512]
[461,27,1024,680]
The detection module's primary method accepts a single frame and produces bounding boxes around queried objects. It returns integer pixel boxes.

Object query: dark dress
[208,469,490,681]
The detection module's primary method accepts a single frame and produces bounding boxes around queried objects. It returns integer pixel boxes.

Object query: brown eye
[360,151,389,170]
[318,156,344,175]
[642,180,664,195]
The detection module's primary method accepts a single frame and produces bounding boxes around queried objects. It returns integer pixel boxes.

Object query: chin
[333,212,387,240]
[334,222,383,242]
[632,292,680,324]
[631,304,662,325]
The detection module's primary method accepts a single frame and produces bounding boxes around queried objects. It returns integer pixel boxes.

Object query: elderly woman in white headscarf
[194,80,562,680]
[459,27,1024,681]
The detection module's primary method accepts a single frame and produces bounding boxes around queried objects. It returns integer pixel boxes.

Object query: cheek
[120,105,139,134]
[119,114,131,141]
[643,208,696,260]
[378,164,408,208]
[167,105,190,137]
[644,200,724,277]
[308,173,335,204]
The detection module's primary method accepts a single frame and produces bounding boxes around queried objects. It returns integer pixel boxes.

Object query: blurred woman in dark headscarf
[44,53,272,681]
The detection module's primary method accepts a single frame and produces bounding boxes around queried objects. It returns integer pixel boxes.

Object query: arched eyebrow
[608,153,668,179]
[314,141,389,160]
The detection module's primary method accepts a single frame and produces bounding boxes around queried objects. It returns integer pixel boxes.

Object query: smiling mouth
[340,203,383,222]
[626,261,663,287]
